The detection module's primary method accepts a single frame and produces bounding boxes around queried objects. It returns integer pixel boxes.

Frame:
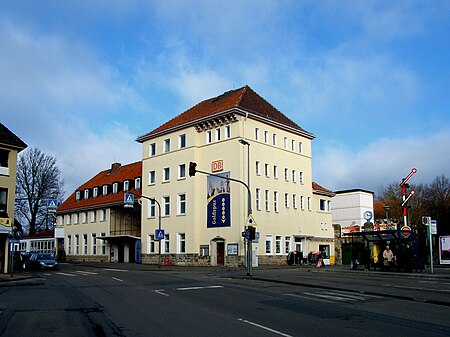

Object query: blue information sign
[155,229,165,241]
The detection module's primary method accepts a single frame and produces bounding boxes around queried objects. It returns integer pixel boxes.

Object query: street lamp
[238,138,253,276]
[140,196,162,269]
[383,205,392,226]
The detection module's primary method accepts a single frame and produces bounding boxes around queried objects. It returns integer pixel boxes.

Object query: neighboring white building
[331,189,374,235]
[137,85,335,266]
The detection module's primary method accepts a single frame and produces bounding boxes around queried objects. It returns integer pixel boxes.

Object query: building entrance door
[216,241,225,265]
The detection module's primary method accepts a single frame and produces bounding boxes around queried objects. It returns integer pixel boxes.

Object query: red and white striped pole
[399,168,417,227]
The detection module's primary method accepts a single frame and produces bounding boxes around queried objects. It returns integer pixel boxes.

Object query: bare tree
[15,148,64,235]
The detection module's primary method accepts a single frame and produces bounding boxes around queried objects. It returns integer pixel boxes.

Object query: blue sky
[2,1,450,197]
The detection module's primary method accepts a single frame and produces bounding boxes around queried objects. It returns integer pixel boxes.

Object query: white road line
[154,289,170,297]
[176,285,224,291]
[302,292,358,301]
[321,291,380,300]
[112,277,123,282]
[284,293,334,303]
[238,318,293,337]
[74,270,98,275]
[56,272,77,277]
[105,268,128,272]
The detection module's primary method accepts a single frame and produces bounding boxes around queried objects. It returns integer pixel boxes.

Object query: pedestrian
[383,245,394,271]
[404,244,414,272]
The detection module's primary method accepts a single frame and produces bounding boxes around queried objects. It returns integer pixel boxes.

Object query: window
[93,187,98,198]
[75,191,81,201]
[276,236,282,254]
[150,143,156,156]
[0,189,6,217]
[274,191,279,212]
[100,209,106,222]
[67,235,72,255]
[284,137,288,149]
[148,199,156,218]
[255,128,260,141]
[164,138,171,153]
[148,235,155,253]
[135,178,141,190]
[100,233,106,255]
[284,193,289,208]
[164,234,170,253]
[291,140,296,152]
[178,164,186,179]
[225,125,231,139]
[215,128,221,141]
[83,234,88,255]
[163,167,170,182]
[273,165,278,179]
[75,234,79,255]
[149,170,156,185]
[285,236,291,254]
[206,130,212,143]
[103,185,108,196]
[178,194,186,215]
[90,210,96,223]
[308,197,311,211]
[83,212,88,223]
[113,183,118,194]
[272,133,277,146]
[255,188,261,211]
[91,233,97,255]
[66,214,72,225]
[319,245,330,259]
[255,161,261,176]
[264,163,270,177]
[265,235,272,255]
[265,190,270,211]
[293,194,297,209]
[75,213,79,224]
[300,196,305,210]
[123,180,130,192]
[0,149,8,171]
[284,168,289,182]
[299,172,304,184]
[292,170,296,183]
[84,189,89,200]
[264,131,269,143]
[200,245,209,256]
[299,142,303,153]
[178,233,186,253]
[320,199,326,211]
[163,196,170,216]
[179,134,186,149]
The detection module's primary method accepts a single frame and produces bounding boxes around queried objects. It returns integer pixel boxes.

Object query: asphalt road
[1,264,450,337]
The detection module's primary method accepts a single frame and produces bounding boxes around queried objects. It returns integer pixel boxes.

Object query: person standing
[383,245,394,271]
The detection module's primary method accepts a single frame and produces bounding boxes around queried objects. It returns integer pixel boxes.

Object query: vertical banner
[207,172,231,228]
[440,236,450,265]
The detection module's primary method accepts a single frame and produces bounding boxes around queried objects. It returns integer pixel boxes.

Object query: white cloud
[314,129,450,194]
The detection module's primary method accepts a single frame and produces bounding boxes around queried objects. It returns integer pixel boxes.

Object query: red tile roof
[312,182,335,196]
[137,85,312,142]
[57,161,142,213]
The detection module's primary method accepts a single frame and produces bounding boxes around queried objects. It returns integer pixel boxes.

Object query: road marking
[285,291,380,303]
[154,289,170,297]
[56,272,77,277]
[284,293,334,303]
[238,318,293,337]
[74,270,98,275]
[176,285,223,291]
[105,268,128,272]
[112,277,123,282]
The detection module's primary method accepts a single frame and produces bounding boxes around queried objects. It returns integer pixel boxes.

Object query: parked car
[27,253,58,270]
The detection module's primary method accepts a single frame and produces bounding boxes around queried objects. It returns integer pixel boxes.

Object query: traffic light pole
[191,166,253,276]
[139,195,162,269]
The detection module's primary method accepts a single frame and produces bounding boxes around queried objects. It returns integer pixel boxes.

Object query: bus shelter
[343,229,419,272]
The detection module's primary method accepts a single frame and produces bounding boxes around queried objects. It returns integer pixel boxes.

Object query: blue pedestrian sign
[155,229,165,241]
[47,199,58,212]
[124,194,135,208]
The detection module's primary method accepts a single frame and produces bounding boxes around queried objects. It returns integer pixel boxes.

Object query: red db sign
[211,160,223,173]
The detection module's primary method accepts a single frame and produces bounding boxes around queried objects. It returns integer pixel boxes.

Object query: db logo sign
[211,160,223,173]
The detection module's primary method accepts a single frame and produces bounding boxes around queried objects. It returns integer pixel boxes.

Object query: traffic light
[189,162,197,177]
[248,226,256,240]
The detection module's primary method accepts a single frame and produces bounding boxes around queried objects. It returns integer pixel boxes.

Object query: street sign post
[155,229,165,241]
[124,194,135,208]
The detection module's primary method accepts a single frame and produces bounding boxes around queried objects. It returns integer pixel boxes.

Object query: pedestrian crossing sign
[155,229,165,241]
[246,214,257,226]
[124,194,134,208]
[47,199,58,212]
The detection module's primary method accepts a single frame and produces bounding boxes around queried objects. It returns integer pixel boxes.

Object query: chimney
[111,162,121,172]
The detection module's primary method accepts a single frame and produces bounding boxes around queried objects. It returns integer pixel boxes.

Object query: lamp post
[140,196,162,269]
[238,138,253,276]
[383,205,392,227]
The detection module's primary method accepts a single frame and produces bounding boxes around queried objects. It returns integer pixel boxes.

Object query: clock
[363,211,373,221]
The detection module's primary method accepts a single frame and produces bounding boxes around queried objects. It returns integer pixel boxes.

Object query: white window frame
[299,172,304,184]
[163,196,170,216]
[299,142,303,154]
[225,125,231,139]
[264,131,269,144]
[285,236,291,254]
[273,165,278,179]
[149,170,156,185]
[76,191,81,201]
[164,138,171,153]
[255,128,260,141]
[91,233,97,255]
[178,134,186,149]
[67,235,72,255]
[103,185,108,196]
[148,199,156,218]
[264,163,270,177]
[123,180,130,192]
[256,161,261,176]
[84,189,89,200]
[113,182,118,194]
[178,164,186,179]
[293,194,297,209]
[274,191,279,212]
[284,137,288,149]
[100,233,106,255]
[265,190,270,212]
[100,209,106,222]
[90,210,96,223]
[148,234,155,253]
[177,233,186,253]
[164,234,170,253]
[308,197,311,211]
[150,143,156,157]
[163,167,170,182]
[284,193,289,208]
[291,140,296,152]
[284,168,289,182]
[276,236,282,255]
[215,128,221,141]
[255,188,261,211]
[300,196,305,210]
[93,187,98,198]
[265,235,273,255]
[178,193,186,215]
[272,133,277,146]
[206,130,212,143]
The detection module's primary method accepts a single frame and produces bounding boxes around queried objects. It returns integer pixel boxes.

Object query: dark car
[27,253,58,270]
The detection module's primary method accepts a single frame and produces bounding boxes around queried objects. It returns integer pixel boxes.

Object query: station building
[136,85,335,266]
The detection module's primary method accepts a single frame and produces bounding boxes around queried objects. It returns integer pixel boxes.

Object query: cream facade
[138,87,335,266]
